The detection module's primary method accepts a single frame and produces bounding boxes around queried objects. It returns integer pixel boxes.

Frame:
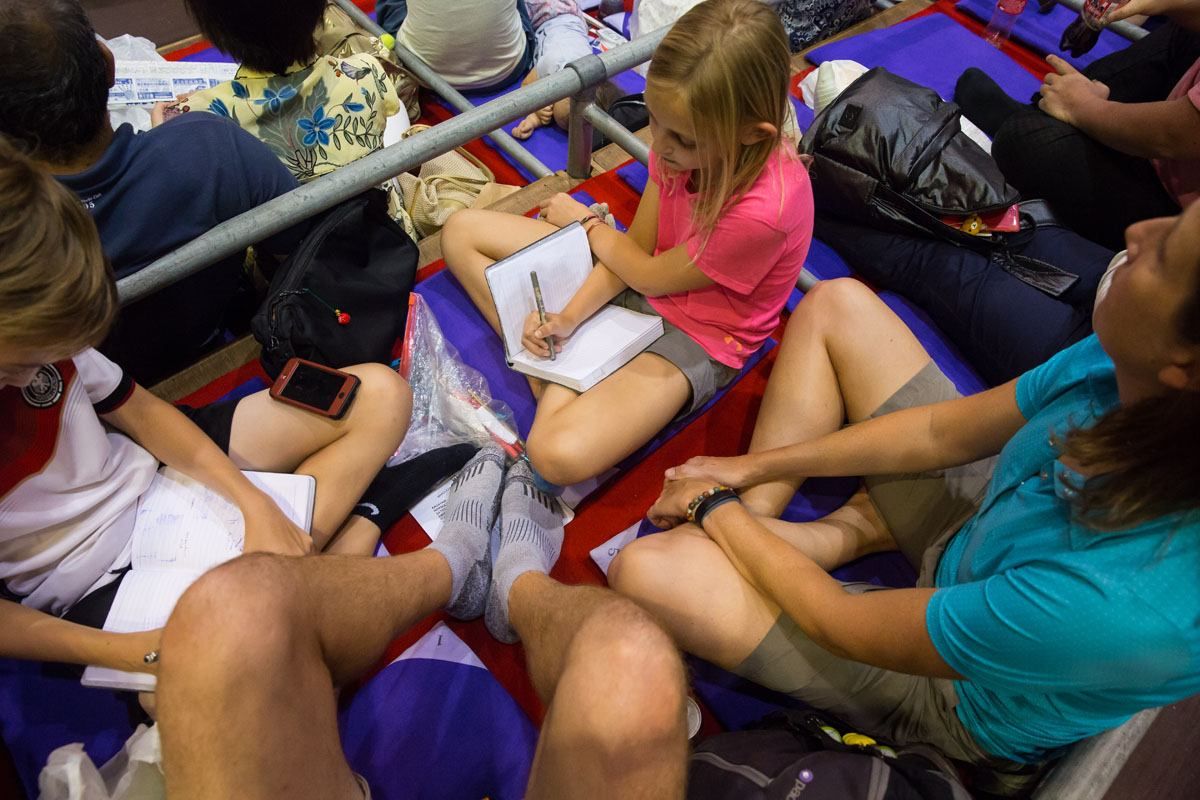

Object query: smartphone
[270,358,360,419]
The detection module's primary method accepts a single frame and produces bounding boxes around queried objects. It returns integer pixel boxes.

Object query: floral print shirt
[180,52,400,183]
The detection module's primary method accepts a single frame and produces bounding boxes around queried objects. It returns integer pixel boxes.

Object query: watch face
[22,364,64,409]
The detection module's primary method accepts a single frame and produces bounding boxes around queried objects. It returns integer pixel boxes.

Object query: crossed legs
[610,279,936,666]
[223,363,413,554]
[158,553,687,799]
[442,209,691,486]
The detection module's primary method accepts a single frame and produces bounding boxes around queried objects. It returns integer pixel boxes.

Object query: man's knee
[160,554,304,685]
[562,602,687,750]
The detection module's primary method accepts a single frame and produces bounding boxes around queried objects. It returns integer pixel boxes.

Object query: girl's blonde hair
[647,0,792,234]
[0,137,116,353]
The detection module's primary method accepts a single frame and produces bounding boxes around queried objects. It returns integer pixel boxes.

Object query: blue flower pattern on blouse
[184,52,398,183]
[298,107,336,147]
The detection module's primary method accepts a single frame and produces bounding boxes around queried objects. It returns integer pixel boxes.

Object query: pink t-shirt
[1153,57,1200,207]
[646,148,814,368]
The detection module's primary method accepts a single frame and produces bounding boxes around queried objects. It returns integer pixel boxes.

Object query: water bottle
[985,0,1029,47]
[1037,0,1057,13]
[1059,0,1117,57]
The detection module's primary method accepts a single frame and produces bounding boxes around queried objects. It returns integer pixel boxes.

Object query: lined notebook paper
[81,467,315,692]
[484,223,663,392]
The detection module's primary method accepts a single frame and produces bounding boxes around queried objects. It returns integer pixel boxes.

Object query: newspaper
[108,60,238,108]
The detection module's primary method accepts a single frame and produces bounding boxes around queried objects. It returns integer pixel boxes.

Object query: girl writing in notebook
[443,0,814,488]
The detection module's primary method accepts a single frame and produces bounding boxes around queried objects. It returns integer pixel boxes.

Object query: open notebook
[81,467,315,692]
[484,223,663,392]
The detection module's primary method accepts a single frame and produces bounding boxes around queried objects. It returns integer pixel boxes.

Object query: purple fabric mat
[414,269,773,464]
[806,13,1042,101]
[956,0,1129,70]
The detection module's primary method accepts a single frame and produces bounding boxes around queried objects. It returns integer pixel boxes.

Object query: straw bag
[395,125,502,238]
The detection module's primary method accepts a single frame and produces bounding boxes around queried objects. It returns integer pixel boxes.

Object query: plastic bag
[389,294,521,466]
[38,724,165,800]
[103,36,162,134]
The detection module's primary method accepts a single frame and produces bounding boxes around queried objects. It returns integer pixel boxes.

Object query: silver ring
[143,649,160,665]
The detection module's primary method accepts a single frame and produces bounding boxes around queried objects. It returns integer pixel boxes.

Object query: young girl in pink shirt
[443,0,813,487]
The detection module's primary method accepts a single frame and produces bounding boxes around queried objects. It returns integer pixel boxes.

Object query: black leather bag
[801,68,1079,297]
[251,189,417,378]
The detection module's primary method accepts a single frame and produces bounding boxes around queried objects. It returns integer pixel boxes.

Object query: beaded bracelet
[686,485,740,526]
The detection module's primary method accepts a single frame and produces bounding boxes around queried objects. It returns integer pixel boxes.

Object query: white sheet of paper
[589,522,641,576]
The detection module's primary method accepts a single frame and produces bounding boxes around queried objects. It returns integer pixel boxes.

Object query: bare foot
[512,106,555,140]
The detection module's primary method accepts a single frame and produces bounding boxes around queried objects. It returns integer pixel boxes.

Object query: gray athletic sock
[485,458,565,643]
[428,444,507,620]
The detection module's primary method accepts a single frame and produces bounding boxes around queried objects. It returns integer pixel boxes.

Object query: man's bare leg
[511,572,689,799]
[158,550,452,800]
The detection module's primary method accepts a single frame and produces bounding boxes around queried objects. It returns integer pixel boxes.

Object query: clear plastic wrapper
[389,294,522,466]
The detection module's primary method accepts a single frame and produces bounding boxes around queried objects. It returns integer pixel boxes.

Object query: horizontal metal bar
[1050,0,1148,41]
[331,0,553,180]
[118,26,667,305]
[797,269,820,293]
[583,103,650,166]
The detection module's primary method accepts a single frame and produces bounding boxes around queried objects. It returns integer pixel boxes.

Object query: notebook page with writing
[510,305,659,382]
[81,468,315,691]
[131,469,315,573]
[484,223,592,359]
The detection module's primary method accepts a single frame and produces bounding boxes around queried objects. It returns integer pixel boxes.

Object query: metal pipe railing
[118,26,667,305]
[585,103,651,166]
[332,0,553,180]
[1047,0,1148,41]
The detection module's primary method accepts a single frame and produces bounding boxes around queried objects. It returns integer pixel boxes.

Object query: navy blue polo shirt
[56,114,299,381]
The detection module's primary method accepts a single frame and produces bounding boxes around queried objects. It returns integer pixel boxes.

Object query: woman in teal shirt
[610,203,1200,771]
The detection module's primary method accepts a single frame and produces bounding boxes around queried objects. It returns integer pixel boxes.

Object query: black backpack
[688,710,972,800]
[251,189,418,378]
[800,68,1079,297]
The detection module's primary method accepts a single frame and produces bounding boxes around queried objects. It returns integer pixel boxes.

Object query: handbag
[394,125,500,238]
[251,189,417,378]
[801,68,1079,297]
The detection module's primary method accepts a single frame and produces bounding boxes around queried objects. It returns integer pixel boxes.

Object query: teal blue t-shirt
[926,335,1200,763]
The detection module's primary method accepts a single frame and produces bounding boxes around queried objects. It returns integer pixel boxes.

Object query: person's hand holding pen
[521,308,578,359]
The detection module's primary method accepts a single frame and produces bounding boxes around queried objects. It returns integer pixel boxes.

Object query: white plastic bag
[38,725,165,800]
[389,294,521,466]
[102,36,163,133]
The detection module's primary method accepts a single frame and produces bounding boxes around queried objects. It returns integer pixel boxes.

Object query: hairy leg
[224,364,412,553]
[741,279,933,517]
[525,353,691,486]
[510,573,689,799]
[158,549,451,800]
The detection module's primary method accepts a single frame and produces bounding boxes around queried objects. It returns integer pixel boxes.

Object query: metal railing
[117,18,666,305]
[1053,0,1148,42]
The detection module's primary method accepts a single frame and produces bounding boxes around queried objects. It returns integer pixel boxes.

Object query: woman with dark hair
[611,200,1200,776]
[176,0,410,183]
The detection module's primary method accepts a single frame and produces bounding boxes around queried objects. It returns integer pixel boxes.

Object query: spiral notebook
[80,467,315,693]
[484,222,663,392]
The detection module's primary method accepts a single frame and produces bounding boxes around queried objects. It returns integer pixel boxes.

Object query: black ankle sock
[351,443,479,533]
[954,68,1026,138]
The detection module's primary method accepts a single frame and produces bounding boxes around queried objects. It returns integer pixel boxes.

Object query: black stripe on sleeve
[93,371,136,415]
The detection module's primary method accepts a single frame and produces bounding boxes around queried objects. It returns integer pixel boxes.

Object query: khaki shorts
[609,289,739,416]
[734,362,1008,768]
